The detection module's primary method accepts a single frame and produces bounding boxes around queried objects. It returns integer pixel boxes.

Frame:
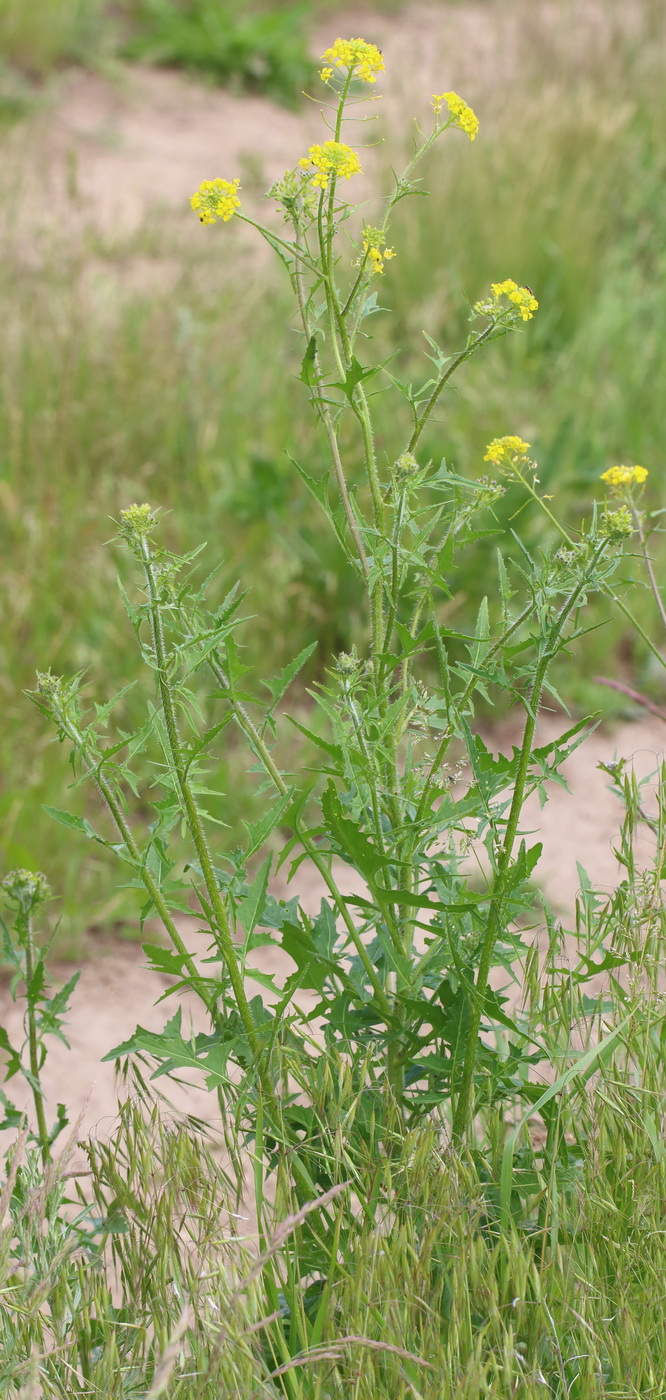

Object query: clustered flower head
[361,225,395,275]
[490,279,539,321]
[431,91,479,140]
[190,177,241,225]
[320,37,385,84]
[600,464,648,490]
[484,435,531,467]
[299,141,361,190]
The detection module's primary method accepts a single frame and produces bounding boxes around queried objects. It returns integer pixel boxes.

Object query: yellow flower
[600,464,648,488]
[361,227,396,275]
[319,66,333,81]
[299,141,361,190]
[490,278,539,320]
[432,91,479,140]
[321,37,385,84]
[484,436,531,466]
[190,177,241,225]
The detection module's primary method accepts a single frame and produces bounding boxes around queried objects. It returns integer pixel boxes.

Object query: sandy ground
[6,0,646,237]
[1,713,663,1155]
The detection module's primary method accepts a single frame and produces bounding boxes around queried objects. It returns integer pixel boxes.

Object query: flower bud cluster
[475,475,506,505]
[599,506,634,541]
[335,647,365,681]
[36,670,66,705]
[2,868,50,913]
[118,506,155,543]
[391,452,420,488]
[269,168,318,221]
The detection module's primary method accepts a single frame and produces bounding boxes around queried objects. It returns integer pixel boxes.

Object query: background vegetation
[0,0,665,948]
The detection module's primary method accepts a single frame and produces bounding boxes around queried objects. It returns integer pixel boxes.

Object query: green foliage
[121,0,314,106]
[0,869,77,1161]
[3,1058,666,1396]
[0,0,105,76]
[0,0,322,102]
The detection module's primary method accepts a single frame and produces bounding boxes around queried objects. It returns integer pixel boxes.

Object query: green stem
[55,710,222,1028]
[414,602,534,828]
[141,543,262,1061]
[292,222,369,578]
[631,502,666,637]
[380,491,405,677]
[520,474,666,673]
[236,214,322,278]
[451,551,606,1140]
[23,911,50,1165]
[203,648,393,1018]
[407,325,494,456]
[316,177,386,682]
[450,658,548,1142]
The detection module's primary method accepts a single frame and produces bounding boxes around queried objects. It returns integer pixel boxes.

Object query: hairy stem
[22,911,50,1165]
[140,543,263,1063]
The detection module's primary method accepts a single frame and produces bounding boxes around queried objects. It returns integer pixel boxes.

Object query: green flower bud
[2,868,50,914]
[119,503,156,544]
[335,647,364,679]
[391,453,420,488]
[600,506,633,542]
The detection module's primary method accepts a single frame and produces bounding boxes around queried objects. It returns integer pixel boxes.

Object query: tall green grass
[1,0,665,947]
[4,1067,666,1397]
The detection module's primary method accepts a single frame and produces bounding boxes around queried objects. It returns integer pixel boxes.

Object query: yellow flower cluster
[361,225,395,274]
[600,465,648,488]
[299,141,361,190]
[190,177,241,225]
[491,279,539,321]
[484,436,531,466]
[321,37,385,84]
[432,91,479,140]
